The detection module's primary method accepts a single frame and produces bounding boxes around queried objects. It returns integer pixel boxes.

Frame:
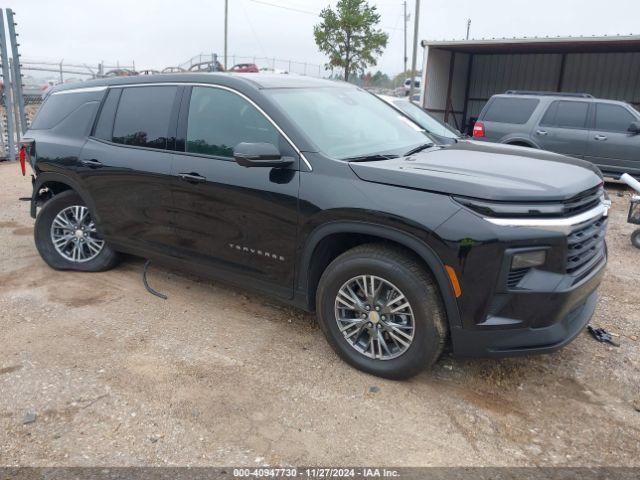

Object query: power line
[246,0,403,31]
[247,0,318,15]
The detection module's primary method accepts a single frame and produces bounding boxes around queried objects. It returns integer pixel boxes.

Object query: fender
[297,221,462,329]
[30,171,100,223]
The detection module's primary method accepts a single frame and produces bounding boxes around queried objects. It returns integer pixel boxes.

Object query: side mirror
[233,142,293,168]
[628,122,640,135]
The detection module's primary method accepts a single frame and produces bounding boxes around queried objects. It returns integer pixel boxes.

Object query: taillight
[19,145,26,176]
[472,121,485,138]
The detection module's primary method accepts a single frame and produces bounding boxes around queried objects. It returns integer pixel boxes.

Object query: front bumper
[449,260,603,357]
[434,197,609,358]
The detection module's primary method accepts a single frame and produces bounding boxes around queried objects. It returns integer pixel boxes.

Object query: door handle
[81,159,103,168]
[536,129,548,136]
[594,134,608,141]
[178,172,206,184]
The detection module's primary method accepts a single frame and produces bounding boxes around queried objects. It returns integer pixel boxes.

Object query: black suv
[22,74,610,379]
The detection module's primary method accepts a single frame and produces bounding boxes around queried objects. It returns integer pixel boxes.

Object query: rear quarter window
[482,97,540,124]
[30,90,105,130]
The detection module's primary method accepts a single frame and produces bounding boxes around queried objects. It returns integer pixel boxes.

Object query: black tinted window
[483,97,539,124]
[93,89,121,140]
[595,103,636,132]
[30,90,104,130]
[541,101,588,129]
[112,86,177,149]
[186,87,279,157]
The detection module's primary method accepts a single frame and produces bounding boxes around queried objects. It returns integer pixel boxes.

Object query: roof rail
[504,90,593,99]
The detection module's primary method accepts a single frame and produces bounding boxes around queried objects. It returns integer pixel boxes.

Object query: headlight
[453,196,564,218]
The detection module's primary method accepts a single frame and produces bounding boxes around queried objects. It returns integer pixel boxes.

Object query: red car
[229,63,259,73]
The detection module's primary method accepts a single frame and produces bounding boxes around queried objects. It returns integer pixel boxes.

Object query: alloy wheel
[334,275,415,360]
[50,205,104,263]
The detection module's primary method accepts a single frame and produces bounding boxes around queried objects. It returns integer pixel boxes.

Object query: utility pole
[224,0,229,69]
[408,0,420,103]
[403,1,409,74]
[466,19,471,40]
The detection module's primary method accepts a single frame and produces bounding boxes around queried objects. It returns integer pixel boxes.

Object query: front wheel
[632,229,640,249]
[316,244,447,379]
[34,190,119,271]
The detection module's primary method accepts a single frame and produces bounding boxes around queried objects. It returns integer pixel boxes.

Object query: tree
[370,70,391,88]
[313,0,388,82]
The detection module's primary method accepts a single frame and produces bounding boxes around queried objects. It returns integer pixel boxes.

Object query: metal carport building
[419,35,640,134]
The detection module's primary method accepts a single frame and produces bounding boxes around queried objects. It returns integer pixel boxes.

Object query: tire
[34,190,119,272]
[632,229,640,249]
[316,244,447,379]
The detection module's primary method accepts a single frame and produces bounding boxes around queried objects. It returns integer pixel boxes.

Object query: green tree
[370,70,391,88]
[313,0,388,82]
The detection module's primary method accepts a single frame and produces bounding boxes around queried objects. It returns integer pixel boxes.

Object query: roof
[421,34,640,54]
[50,72,344,95]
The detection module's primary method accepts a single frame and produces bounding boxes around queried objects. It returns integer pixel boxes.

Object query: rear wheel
[316,244,447,379]
[34,191,119,271]
[632,229,640,249]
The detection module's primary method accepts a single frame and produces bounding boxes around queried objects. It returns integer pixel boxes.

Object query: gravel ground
[0,161,639,467]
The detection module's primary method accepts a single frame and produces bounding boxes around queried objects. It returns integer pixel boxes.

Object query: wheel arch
[502,137,539,149]
[31,172,98,220]
[297,222,461,328]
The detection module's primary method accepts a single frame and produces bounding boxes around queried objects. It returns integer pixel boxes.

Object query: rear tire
[632,229,640,249]
[34,191,119,272]
[316,244,447,379]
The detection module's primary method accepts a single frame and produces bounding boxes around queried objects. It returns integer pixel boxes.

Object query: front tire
[316,244,447,379]
[632,229,640,249]
[34,191,119,271]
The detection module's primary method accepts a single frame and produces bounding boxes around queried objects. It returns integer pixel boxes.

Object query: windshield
[391,100,459,139]
[266,87,430,160]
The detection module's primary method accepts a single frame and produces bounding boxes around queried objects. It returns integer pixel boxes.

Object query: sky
[7,0,640,78]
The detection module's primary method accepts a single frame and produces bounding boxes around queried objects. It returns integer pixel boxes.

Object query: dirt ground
[0,161,639,467]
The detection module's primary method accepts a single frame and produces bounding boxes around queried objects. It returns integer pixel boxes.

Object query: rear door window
[482,97,539,124]
[93,88,121,141]
[541,101,589,129]
[594,103,636,133]
[112,86,178,149]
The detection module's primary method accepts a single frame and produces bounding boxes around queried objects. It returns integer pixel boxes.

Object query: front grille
[566,215,608,275]
[563,185,603,217]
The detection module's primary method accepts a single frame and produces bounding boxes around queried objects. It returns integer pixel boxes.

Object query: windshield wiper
[344,154,400,162]
[404,142,434,156]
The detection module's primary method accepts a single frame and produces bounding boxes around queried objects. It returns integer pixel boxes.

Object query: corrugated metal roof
[421,35,640,54]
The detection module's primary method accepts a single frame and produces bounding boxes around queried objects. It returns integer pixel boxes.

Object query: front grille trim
[566,216,608,276]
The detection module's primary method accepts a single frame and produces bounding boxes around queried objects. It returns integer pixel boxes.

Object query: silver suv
[473,91,640,178]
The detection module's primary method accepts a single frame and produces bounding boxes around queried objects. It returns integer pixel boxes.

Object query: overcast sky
[8,0,640,78]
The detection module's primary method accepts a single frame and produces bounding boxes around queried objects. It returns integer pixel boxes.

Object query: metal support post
[0,9,16,160]
[6,9,26,134]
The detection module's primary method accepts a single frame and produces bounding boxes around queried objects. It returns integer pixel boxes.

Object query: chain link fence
[0,53,328,159]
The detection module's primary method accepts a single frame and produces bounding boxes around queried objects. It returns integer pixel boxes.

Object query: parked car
[103,69,137,77]
[378,95,460,144]
[403,76,420,96]
[473,91,640,179]
[161,66,186,74]
[21,75,609,379]
[188,60,225,72]
[230,63,260,73]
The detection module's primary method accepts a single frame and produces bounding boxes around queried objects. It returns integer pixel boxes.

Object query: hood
[349,140,603,202]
